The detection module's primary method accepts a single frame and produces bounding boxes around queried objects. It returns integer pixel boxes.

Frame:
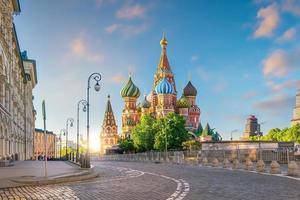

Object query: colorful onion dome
[183,81,197,96]
[126,118,136,126]
[176,95,190,108]
[120,76,140,98]
[141,95,151,108]
[155,77,174,94]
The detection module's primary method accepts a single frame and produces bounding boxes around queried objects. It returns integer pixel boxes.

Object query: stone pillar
[211,158,219,167]
[256,160,265,173]
[288,161,299,176]
[270,161,281,174]
[245,159,253,171]
[232,159,240,169]
[223,158,231,168]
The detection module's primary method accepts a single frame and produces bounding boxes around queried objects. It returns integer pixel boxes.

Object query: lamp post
[59,129,65,159]
[65,118,74,160]
[85,73,101,168]
[77,99,87,162]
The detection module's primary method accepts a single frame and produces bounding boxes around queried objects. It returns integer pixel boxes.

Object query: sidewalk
[0,160,96,188]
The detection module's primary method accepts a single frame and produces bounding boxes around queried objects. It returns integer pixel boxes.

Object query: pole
[42,100,47,177]
[60,132,62,159]
[86,85,90,168]
[77,102,80,162]
[66,122,68,160]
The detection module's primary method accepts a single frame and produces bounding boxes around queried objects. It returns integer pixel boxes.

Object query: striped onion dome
[176,95,190,108]
[120,77,140,98]
[155,77,174,94]
[183,81,197,96]
[141,95,151,108]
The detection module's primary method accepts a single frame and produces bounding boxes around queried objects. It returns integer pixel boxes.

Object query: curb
[8,168,98,187]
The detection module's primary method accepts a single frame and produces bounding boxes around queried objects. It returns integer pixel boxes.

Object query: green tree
[118,138,135,153]
[182,140,202,151]
[250,124,300,143]
[154,113,189,150]
[131,114,157,152]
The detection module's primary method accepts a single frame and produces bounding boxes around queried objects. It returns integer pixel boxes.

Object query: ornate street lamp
[85,73,101,168]
[77,99,87,162]
[66,118,74,160]
[59,129,66,159]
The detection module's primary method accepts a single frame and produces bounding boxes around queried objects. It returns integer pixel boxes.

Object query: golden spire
[158,32,170,70]
[160,32,168,47]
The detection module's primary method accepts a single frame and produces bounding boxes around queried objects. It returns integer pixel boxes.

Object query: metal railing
[93,147,296,165]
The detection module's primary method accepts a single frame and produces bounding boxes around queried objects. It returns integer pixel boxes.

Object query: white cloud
[105,24,120,33]
[69,38,104,63]
[276,27,296,43]
[262,47,300,77]
[266,79,300,92]
[105,23,148,36]
[282,0,300,16]
[254,3,280,38]
[116,4,146,19]
[263,49,288,77]
[253,93,294,113]
[110,74,127,84]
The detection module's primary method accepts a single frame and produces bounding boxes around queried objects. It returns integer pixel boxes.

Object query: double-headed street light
[85,72,101,168]
[77,99,87,162]
[66,118,74,160]
[59,129,66,159]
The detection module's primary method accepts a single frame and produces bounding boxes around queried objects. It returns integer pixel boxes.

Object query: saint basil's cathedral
[100,35,202,154]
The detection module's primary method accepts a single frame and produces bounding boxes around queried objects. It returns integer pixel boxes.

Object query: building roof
[183,81,197,96]
[21,51,38,85]
[141,95,151,108]
[12,0,21,14]
[120,76,140,98]
[155,77,174,94]
[158,35,171,72]
[102,95,117,127]
[176,95,190,108]
[35,128,55,135]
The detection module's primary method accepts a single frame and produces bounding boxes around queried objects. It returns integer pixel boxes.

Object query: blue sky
[14,0,300,149]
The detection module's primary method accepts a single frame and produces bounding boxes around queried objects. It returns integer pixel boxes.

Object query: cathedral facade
[99,95,119,155]
[120,36,201,138]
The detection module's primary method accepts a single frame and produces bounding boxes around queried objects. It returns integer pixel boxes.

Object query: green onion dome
[120,77,140,98]
[155,77,174,94]
[183,81,197,96]
[141,95,151,108]
[126,118,136,126]
[176,95,190,108]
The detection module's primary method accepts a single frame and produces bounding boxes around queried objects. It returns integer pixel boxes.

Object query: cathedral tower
[120,76,141,138]
[99,95,118,155]
[151,34,177,113]
[183,81,200,130]
[291,89,300,126]
[155,77,175,118]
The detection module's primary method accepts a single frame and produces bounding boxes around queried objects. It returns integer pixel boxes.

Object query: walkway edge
[8,168,98,188]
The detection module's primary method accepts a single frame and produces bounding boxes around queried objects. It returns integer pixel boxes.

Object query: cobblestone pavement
[0,161,300,200]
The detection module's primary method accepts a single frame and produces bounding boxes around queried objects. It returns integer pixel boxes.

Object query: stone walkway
[0,161,80,188]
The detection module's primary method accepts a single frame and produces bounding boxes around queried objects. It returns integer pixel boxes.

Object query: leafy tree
[154,113,189,150]
[182,140,202,151]
[131,114,157,152]
[251,124,300,143]
[118,138,135,153]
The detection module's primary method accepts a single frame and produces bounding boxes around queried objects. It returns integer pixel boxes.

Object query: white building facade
[0,0,37,161]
